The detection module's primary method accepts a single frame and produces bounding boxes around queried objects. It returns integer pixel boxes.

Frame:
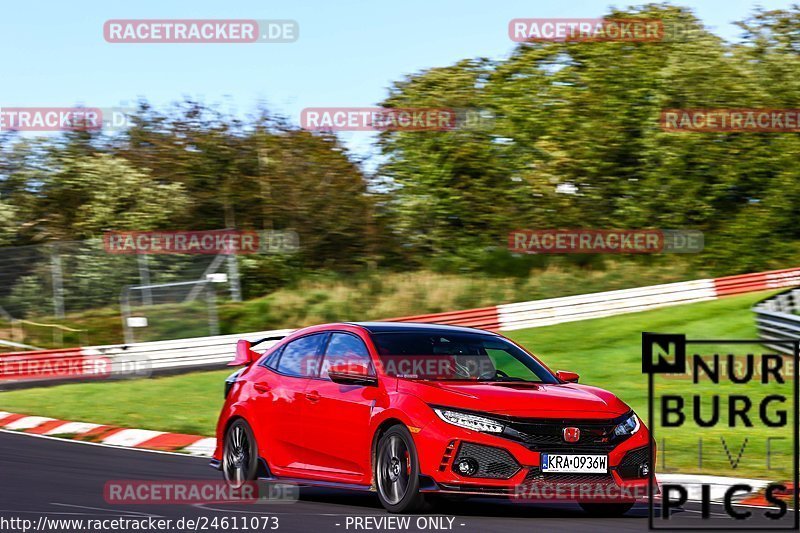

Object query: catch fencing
[0,240,234,319]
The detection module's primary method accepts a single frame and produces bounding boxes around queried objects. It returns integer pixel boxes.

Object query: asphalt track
[0,431,793,532]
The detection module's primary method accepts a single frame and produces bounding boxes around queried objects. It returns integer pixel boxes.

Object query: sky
[0,0,791,165]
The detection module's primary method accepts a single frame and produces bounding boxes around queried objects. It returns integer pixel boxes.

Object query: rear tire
[222,419,259,487]
[579,501,635,517]
[375,425,426,513]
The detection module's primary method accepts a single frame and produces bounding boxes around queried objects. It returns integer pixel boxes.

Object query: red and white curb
[0,411,215,456]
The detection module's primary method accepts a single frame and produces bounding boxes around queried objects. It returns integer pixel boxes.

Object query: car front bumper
[413,415,653,502]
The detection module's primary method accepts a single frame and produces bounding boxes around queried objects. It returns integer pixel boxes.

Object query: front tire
[375,425,426,513]
[222,419,259,487]
[579,501,635,517]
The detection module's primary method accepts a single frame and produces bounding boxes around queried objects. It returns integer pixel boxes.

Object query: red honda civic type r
[211,322,653,514]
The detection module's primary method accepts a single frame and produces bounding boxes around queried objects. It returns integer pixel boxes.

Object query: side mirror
[328,363,378,387]
[230,339,259,366]
[556,370,580,383]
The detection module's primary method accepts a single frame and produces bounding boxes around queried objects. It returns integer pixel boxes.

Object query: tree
[0,198,15,245]
[37,152,187,239]
[376,4,800,274]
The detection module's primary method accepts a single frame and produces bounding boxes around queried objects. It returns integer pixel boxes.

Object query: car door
[250,332,328,473]
[301,331,379,483]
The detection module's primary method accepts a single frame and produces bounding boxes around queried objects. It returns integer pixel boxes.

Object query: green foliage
[115,104,376,270]
[376,4,800,275]
[6,275,49,313]
[2,4,800,316]
[237,254,301,300]
[67,154,186,236]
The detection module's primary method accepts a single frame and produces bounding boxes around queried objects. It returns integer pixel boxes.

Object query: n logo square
[642,332,686,374]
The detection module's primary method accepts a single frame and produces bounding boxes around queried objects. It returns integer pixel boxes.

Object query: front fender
[368,391,438,482]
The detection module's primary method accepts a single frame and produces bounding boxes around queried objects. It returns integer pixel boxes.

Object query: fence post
[50,248,65,319]
[50,247,65,346]
[137,253,153,305]
[120,286,134,344]
[227,253,242,302]
[207,284,220,336]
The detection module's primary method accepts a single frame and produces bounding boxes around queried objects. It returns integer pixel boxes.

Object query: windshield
[370,332,558,384]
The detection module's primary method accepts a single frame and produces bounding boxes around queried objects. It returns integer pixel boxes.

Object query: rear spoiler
[251,336,285,347]
[229,335,286,366]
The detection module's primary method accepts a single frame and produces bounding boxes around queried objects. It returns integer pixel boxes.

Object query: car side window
[276,333,327,377]
[320,332,374,379]
[263,345,284,369]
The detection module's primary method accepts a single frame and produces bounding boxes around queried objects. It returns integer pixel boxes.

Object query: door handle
[305,390,320,403]
[254,382,271,393]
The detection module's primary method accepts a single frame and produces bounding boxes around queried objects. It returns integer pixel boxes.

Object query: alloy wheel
[377,435,411,504]
[223,423,251,488]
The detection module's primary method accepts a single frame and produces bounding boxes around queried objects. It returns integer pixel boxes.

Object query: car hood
[399,380,630,419]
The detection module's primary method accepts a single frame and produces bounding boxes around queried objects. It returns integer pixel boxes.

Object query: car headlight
[614,413,641,436]
[433,408,505,433]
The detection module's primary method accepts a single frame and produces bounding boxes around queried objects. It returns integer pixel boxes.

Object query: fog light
[639,463,649,477]
[455,458,478,477]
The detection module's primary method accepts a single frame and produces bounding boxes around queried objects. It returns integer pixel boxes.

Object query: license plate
[541,453,608,473]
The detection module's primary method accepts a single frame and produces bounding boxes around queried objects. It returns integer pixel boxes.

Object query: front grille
[499,413,632,453]
[617,446,650,479]
[522,467,616,486]
[453,442,521,479]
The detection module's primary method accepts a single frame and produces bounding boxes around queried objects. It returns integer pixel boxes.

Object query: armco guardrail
[714,267,800,296]
[87,329,294,372]
[753,287,800,355]
[0,329,293,387]
[3,266,800,386]
[496,279,716,331]
[392,267,800,331]
[387,306,501,330]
